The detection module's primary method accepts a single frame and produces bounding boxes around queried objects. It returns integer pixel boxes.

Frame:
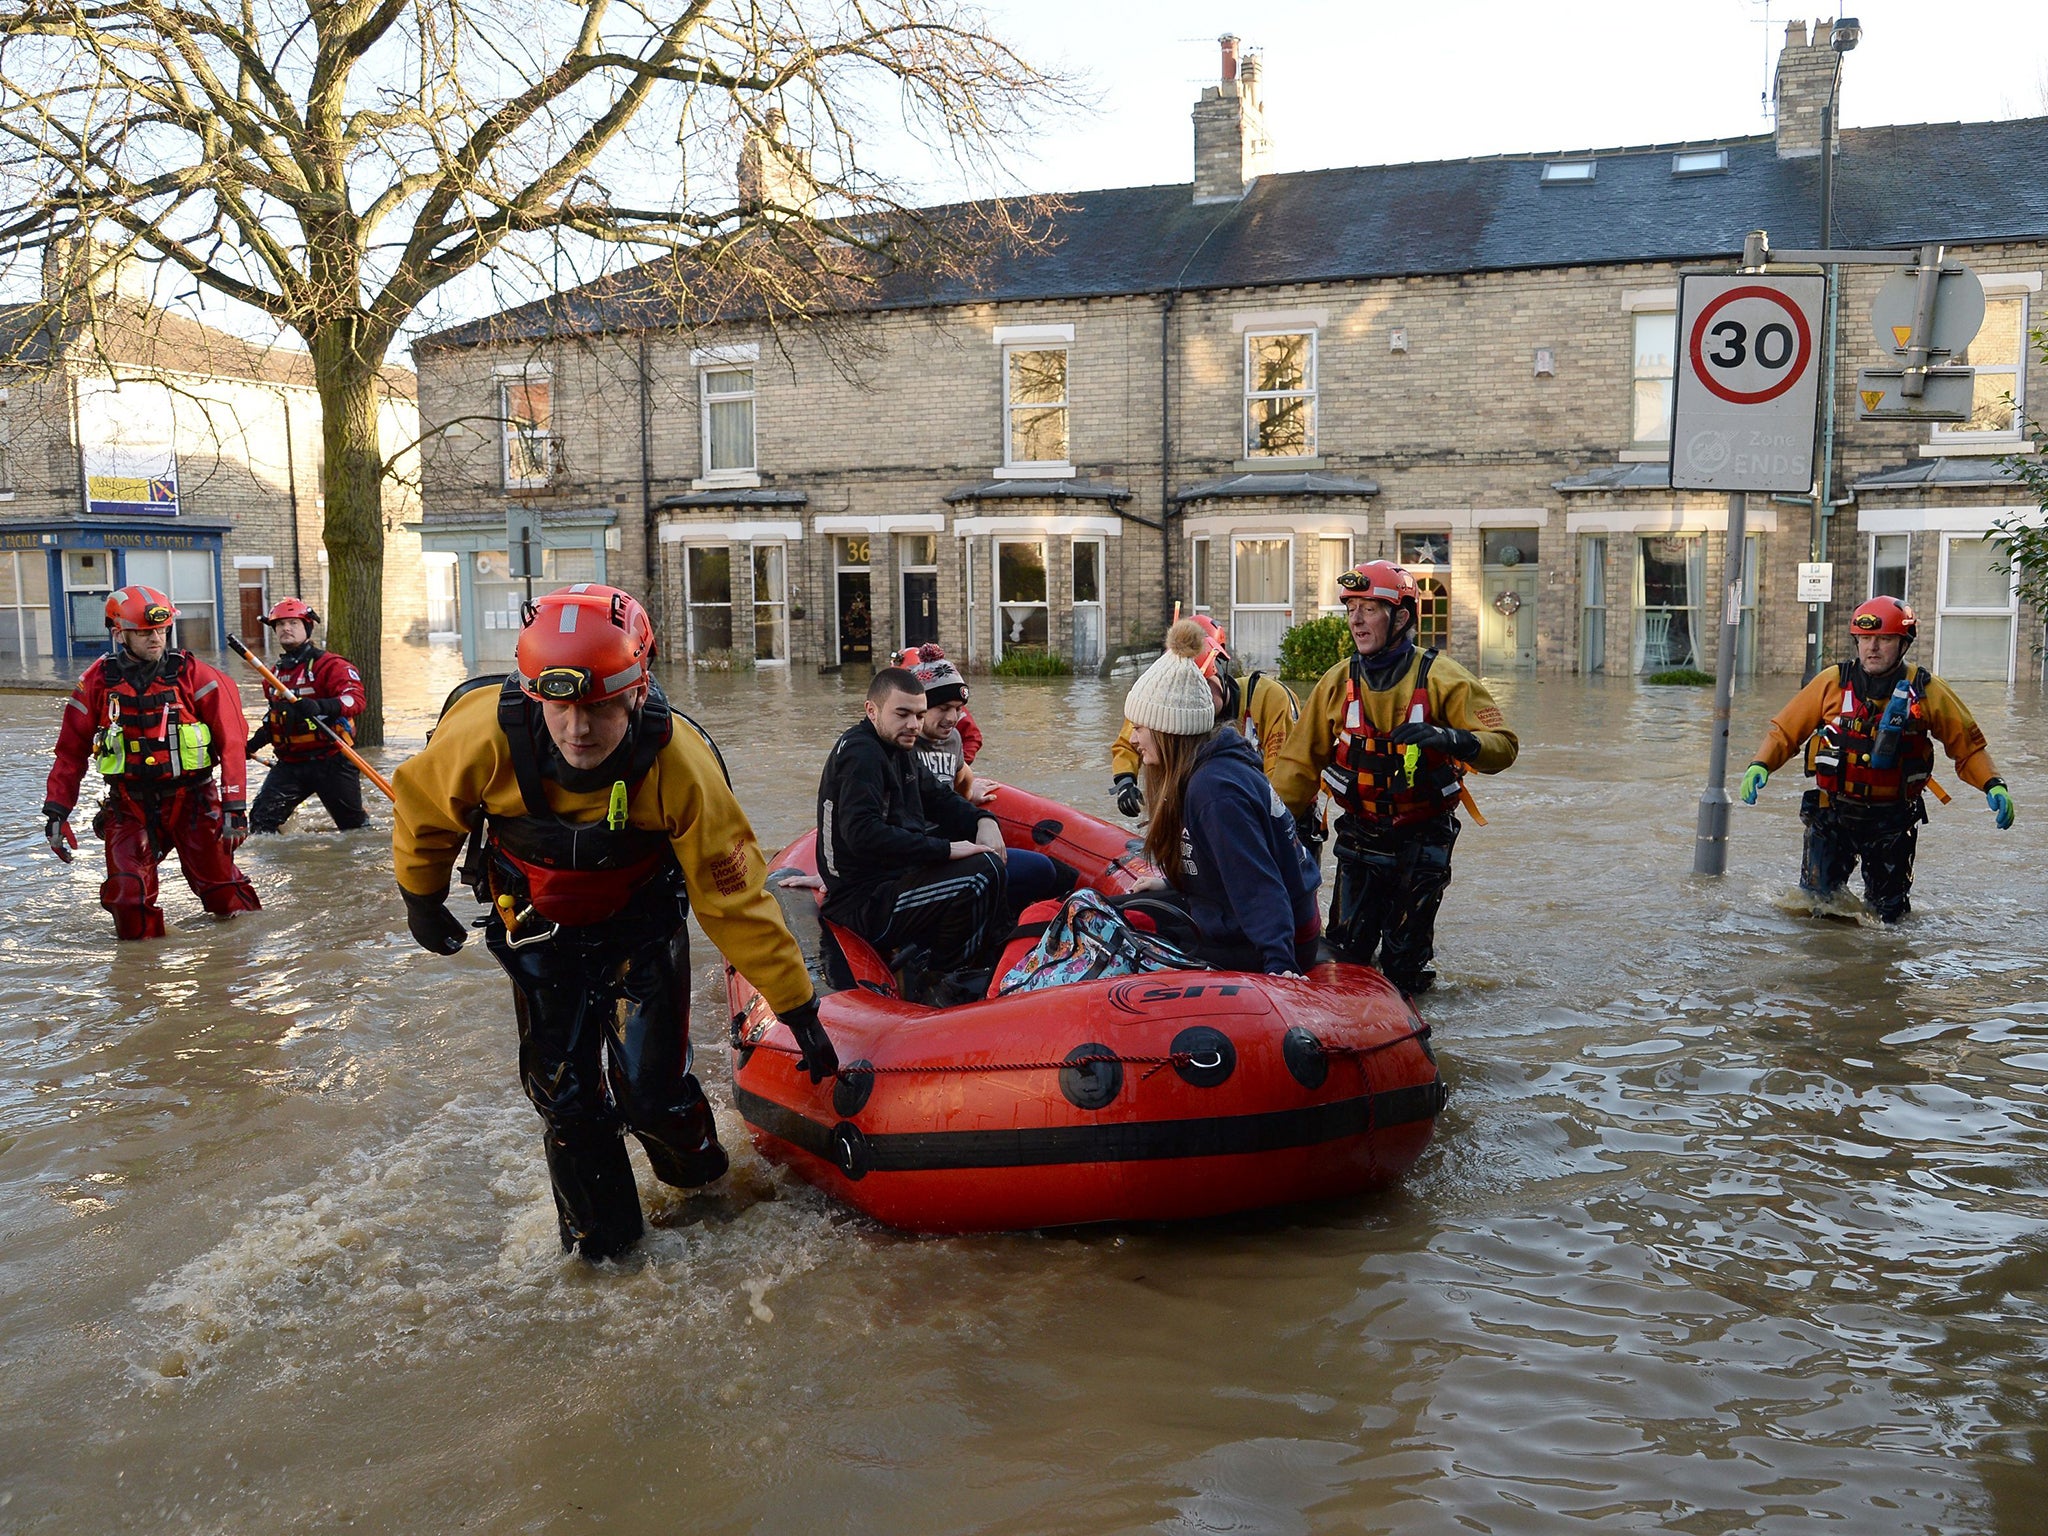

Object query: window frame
[751,542,789,666]
[1934,533,2018,683]
[992,536,1050,661]
[1869,532,1911,603]
[1071,535,1106,670]
[1579,534,1607,674]
[682,542,735,657]
[1933,289,2029,444]
[1316,535,1353,615]
[1001,342,1071,470]
[498,373,554,490]
[1190,536,1211,614]
[699,365,758,478]
[1630,309,1677,449]
[1243,328,1318,460]
[1633,531,1704,674]
[0,548,52,661]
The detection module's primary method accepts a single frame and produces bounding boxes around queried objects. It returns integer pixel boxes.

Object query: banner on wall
[78,375,180,517]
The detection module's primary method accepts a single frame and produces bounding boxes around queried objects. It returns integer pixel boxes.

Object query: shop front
[413,508,618,672]
[0,519,230,664]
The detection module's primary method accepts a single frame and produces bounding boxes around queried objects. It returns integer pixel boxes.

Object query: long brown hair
[1140,725,1217,890]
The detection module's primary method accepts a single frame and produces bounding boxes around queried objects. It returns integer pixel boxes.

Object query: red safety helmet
[262,597,320,628]
[1849,596,1918,643]
[1186,613,1230,677]
[105,585,177,632]
[516,584,656,704]
[1336,560,1419,621]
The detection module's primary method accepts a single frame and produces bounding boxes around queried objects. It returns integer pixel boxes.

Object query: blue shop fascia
[1,514,233,658]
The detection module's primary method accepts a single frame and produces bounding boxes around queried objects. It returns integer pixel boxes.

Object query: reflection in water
[0,654,2044,1532]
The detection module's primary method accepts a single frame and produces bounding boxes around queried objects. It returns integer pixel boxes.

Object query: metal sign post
[1671,270,1827,877]
[506,506,541,611]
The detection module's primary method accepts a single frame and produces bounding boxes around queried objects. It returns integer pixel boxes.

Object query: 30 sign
[1670,272,1827,494]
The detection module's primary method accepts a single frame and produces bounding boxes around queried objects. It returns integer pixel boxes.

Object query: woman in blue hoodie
[1124,621,1322,975]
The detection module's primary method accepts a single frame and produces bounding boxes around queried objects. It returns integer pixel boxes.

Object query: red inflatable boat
[725,785,1445,1233]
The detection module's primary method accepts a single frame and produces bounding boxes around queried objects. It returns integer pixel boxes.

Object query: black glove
[1294,808,1325,860]
[1389,721,1481,761]
[245,725,272,755]
[284,699,320,729]
[42,802,76,864]
[780,996,839,1083]
[219,805,249,852]
[1112,773,1144,818]
[401,887,467,955]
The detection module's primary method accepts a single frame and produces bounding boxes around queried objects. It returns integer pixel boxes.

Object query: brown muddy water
[2,650,2045,1534]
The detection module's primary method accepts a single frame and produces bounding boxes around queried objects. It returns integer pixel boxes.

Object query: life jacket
[94,653,216,786]
[264,645,353,758]
[480,676,679,926]
[1806,664,1936,806]
[1322,650,1462,828]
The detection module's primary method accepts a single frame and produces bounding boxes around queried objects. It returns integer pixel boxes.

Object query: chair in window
[1642,610,1673,668]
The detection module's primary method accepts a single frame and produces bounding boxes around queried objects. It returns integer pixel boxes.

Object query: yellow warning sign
[1891,325,1915,349]
[1861,389,1886,412]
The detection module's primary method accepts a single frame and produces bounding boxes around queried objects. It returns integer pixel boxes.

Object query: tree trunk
[309,332,388,748]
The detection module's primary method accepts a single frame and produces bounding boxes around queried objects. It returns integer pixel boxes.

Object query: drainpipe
[638,332,655,618]
[1160,290,1177,630]
[281,390,306,601]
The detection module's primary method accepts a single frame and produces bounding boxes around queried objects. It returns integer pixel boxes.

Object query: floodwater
[2,650,2045,1535]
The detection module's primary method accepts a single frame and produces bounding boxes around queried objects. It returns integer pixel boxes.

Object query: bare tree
[0,0,1062,742]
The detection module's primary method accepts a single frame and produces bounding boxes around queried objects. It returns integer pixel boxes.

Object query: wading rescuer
[246,599,367,833]
[1740,596,2015,922]
[390,584,836,1263]
[1109,614,1299,820]
[1271,561,1518,996]
[41,586,260,939]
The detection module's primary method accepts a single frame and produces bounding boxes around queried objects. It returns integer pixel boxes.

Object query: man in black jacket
[817,667,1007,983]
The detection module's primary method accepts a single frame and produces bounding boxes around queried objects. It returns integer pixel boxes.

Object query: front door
[239,581,269,651]
[62,548,113,655]
[837,570,872,665]
[902,571,937,650]
[1479,571,1537,670]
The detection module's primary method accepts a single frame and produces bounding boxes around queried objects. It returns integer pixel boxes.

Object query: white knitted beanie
[1124,621,1218,735]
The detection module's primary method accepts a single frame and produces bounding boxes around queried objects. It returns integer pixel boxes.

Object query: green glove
[1739,762,1769,805]
[1986,779,2015,831]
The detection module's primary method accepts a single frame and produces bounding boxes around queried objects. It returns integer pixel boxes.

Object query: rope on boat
[738,1024,1432,1079]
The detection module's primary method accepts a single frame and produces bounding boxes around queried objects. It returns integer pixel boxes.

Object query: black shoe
[1390,969,1435,998]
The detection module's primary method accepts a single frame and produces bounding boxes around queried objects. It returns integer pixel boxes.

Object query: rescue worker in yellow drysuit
[1740,595,2013,921]
[1270,561,1518,995]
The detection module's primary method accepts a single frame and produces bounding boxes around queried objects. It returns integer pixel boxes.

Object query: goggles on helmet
[1335,569,1401,604]
[529,665,596,701]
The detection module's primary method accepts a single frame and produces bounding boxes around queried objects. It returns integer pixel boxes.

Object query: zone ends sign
[1669,272,1827,494]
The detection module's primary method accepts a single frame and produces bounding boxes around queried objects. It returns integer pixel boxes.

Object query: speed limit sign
[1670,272,1827,493]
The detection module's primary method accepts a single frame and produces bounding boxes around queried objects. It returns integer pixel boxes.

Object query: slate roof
[1176,471,1380,502]
[657,487,809,509]
[421,117,2048,351]
[1851,457,2027,491]
[943,477,1131,503]
[1554,463,1675,493]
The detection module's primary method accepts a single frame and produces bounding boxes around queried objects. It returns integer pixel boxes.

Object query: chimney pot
[1785,19,1808,47]
[1219,34,1239,83]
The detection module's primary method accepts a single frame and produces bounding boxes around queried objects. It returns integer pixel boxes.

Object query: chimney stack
[737,107,819,219]
[1192,34,1273,204]
[1773,18,1843,158]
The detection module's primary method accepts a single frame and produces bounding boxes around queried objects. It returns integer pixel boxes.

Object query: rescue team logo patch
[708,834,751,896]
[1474,705,1505,729]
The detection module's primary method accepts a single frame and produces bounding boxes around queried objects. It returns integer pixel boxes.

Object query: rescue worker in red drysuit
[391,584,835,1263]
[41,586,261,939]
[246,598,369,833]
[1740,596,2014,922]
[1271,561,1518,996]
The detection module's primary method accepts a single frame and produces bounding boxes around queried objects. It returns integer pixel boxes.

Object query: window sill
[0,490,15,502]
[1232,456,1325,473]
[992,464,1076,480]
[1618,447,1669,463]
[692,471,762,490]
[1918,439,2034,458]
[504,481,553,494]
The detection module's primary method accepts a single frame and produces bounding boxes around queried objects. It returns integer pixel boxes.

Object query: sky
[917,0,2048,200]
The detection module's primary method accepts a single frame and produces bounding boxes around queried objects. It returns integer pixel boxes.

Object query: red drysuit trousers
[98,781,261,939]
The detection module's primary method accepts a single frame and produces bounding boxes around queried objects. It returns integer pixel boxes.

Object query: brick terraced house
[0,240,424,671]
[413,24,2048,684]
